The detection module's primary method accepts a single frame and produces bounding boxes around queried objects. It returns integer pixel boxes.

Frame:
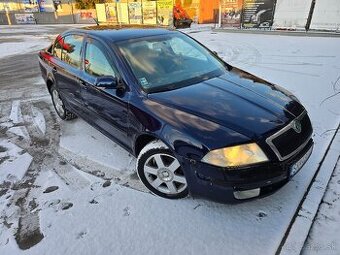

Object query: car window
[53,36,63,59]
[118,33,225,92]
[84,41,116,77]
[61,35,83,68]
[169,37,207,61]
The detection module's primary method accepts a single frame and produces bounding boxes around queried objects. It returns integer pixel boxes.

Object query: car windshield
[117,33,227,93]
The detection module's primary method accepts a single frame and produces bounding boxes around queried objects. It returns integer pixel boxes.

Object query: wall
[273,0,313,30]
[0,12,10,24]
[176,0,200,23]
[0,0,96,24]
[1,0,340,31]
[0,11,96,25]
[221,0,243,28]
[199,0,219,23]
[96,0,172,26]
[310,0,340,31]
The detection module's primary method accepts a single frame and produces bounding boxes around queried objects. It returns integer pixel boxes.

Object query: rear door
[51,34,84,113]
[79,37,130,148]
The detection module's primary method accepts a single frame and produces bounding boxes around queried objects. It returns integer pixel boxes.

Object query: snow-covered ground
[0,35,51,59]
[0,24,84,59]
[0,25,339,255]
[0,24,83,34]
[302,159,340,255]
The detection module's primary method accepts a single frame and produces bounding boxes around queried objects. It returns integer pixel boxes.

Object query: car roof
[68,25,176,43]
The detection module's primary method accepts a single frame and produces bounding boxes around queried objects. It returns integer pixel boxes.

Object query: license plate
[290,145,313,177]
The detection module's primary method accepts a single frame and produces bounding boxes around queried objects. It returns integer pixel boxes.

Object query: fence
[219,0,340,32]
[95,0,174,27]
[0,8,97,25]
[1,0,340,32]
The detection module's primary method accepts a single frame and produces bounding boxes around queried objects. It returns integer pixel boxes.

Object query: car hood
[147,68,305,139]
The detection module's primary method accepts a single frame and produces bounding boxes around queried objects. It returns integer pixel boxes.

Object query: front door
[79,37,130,148]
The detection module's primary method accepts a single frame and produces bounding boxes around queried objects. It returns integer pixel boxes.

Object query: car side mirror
[95,76,117,89]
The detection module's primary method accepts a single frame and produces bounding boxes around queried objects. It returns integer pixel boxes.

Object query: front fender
[129,98,251,160]
[160,124,208,161]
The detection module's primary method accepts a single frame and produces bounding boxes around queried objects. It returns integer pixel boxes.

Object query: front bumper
[180,139,314,203]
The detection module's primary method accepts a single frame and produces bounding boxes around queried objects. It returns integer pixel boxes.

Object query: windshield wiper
[147,69,225,94]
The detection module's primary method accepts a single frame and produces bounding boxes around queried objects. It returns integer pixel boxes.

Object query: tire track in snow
[0,100,60,250]
[53,161,91,191]
[1,98,101,250]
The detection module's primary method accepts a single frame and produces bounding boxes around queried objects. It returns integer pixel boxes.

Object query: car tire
[137,140,189,199]
[50,85,77,121]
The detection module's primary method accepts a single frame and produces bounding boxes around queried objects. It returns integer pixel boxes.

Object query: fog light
[233,188,260,200]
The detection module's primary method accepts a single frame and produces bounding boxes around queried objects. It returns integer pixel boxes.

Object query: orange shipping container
[199,0,219,23]
[176,0,219,24]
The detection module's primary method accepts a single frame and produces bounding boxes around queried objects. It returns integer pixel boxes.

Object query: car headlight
[201,143,268,168]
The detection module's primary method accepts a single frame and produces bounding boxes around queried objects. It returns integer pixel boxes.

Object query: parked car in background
[38,26,313,203]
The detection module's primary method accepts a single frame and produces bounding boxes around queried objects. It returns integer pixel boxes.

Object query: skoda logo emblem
[292,120,302,133]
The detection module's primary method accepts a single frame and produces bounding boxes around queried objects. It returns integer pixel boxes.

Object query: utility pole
[68,0,75,23]
[171,0,175,28]
[305,0,316,31]
[37,0,42,13]
[5,4,11,25]
[218,0,221,28]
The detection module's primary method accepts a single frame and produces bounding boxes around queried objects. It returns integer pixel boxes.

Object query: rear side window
[53,36,63,59]
[61,35,83,68]
[84,40,116,77]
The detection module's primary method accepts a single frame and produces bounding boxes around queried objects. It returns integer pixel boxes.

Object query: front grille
[266,111,313,161]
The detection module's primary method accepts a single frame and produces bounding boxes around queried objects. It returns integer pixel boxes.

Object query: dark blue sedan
[38,26,313,203]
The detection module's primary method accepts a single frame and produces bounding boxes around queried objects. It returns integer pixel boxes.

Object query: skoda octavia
[38,26,313,203]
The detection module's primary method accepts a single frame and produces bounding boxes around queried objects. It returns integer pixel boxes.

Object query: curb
[277,124,340,255]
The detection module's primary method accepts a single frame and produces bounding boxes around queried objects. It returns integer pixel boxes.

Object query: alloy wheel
[52,89,65,116]
[143,153,187,195]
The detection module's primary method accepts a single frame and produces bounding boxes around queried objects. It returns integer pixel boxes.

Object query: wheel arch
[134,133,160,157]
[134,125,209,161]
[46,76,54,94]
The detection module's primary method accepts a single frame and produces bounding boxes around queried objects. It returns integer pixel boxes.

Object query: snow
[7,127,30,141]
[9,100,23,124]
[31,106,46,135]
[0,26,55,34]
[59,119,136,175]
[0,24,89,59]
[302,158,340,255]
[0,24,84,34]
[6,100,31,141]
[0,166,296,255]
[0,26,339,255]
[280,131,340,255]
[0,140,32,183]
[0,35,51,59]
